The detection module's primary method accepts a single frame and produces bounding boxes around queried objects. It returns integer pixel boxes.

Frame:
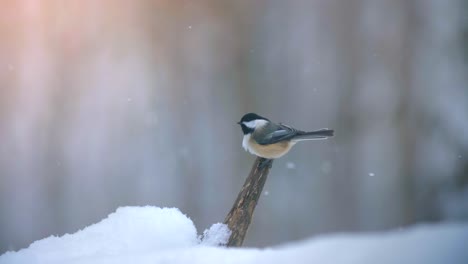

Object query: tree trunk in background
[0,0,466,253]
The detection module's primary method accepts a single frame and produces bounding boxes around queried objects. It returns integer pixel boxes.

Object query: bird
[237,113,334,167]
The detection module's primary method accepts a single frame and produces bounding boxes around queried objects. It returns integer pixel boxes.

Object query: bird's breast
[242,134,294,159]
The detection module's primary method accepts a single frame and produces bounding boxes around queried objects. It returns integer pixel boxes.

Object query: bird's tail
[292,129,334,141]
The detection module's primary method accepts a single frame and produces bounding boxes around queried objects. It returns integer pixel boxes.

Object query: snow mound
[200,223,231,246]
[0,206,199,264]
[1,206,467,264]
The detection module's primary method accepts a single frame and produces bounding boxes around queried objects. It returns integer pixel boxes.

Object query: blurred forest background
[1,0,467,253]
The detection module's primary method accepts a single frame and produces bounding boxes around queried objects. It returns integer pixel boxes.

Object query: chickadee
[237,113,334,161]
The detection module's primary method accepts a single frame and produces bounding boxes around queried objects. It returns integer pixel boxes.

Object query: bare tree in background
[0,0,467,253]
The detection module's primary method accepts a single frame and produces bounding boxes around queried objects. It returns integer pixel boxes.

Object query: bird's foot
[258,158,273,170]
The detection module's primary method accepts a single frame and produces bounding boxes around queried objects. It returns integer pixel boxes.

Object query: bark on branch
[223,157,273,247]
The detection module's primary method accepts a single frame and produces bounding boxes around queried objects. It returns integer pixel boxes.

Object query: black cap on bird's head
[237,113,269,135]
[238,113,269,124]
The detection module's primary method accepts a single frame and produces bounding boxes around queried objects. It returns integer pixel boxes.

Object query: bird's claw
[258,158,273,170]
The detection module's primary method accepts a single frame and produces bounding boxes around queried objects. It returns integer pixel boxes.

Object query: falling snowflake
[286,162,296,169]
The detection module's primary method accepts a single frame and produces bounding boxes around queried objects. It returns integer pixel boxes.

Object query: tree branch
[223,157,273,247]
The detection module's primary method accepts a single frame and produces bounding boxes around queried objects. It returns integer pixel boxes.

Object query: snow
[199,223,231,246]
[1,206,467,264]
[0,207,199,264]
[286,162,296,169]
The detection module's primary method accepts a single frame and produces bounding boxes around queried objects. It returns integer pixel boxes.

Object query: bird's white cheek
[243,119,268,129]
[242,134,251,152]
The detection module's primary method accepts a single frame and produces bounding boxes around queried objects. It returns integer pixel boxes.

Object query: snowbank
[1,206,467,264]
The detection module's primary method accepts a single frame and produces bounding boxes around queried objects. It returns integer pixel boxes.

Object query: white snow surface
[199,223,231,246]
[1,206,467,264]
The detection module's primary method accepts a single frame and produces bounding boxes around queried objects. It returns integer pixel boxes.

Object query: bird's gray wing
[254,123,300,145]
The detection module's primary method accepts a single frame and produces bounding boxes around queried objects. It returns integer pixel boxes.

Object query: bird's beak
[237,121,241,125]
